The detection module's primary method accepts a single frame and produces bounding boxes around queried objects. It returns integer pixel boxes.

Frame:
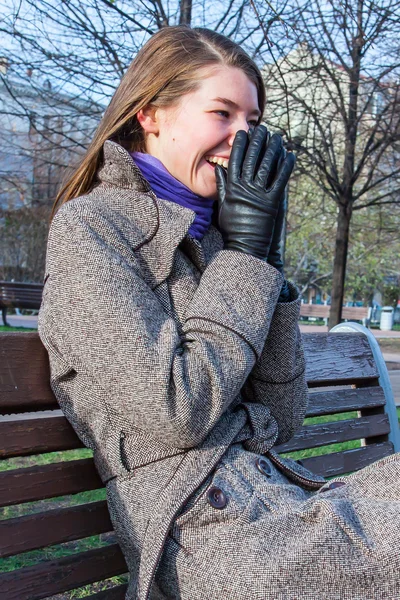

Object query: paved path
[4,316,400,406]
[388,371,400,407]
[4,314,39,329]
[298,323,400,338]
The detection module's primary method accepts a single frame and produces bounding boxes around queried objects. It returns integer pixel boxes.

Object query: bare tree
[0,0,290,282]
[0,205,50,281]
[261,0,400,326]
[0,0,287,201]
[1,0,284,109]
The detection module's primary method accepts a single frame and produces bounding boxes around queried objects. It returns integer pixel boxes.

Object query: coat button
[255,457,272,477]
[207,486,227,509]
[320,481,346,492]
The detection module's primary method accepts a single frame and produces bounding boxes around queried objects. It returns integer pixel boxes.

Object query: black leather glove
[215,125,295,261]
[267,169,287,274]
[267,167,292,302]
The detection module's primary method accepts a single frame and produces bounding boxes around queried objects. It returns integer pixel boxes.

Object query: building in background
[0,58,103,280]
[0,58,102,210]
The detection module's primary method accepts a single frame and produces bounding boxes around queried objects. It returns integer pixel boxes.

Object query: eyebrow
[211,96,261,117]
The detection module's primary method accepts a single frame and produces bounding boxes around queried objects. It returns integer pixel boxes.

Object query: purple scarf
[131,152,214,240]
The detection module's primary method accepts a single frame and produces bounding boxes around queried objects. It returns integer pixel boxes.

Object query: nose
[227,117,251,147]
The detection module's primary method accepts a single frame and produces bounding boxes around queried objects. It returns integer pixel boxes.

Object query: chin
[198,183,218,200]
[191,172,217,199]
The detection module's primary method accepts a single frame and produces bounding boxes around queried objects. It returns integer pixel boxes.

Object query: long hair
[53,26,265,215]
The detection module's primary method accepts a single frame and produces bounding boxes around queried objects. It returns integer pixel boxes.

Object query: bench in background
[0,281,43,327]
[300,303,370,326]
[0,323,399,599]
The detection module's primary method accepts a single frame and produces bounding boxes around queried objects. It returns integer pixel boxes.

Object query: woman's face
[142,65,261,199]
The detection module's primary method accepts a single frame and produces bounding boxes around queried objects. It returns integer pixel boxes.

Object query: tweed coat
[39,141,400,600]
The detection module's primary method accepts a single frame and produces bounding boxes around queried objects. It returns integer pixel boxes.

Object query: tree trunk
[328,203,352,329]
[328,1,363,329]
[179,0,192,25]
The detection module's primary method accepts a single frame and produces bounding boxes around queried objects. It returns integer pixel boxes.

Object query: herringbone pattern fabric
[39,141,400,600]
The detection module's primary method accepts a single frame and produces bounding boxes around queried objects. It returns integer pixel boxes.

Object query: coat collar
[96,141,222,288]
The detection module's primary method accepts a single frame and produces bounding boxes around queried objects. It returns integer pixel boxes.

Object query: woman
[39,26,400,600]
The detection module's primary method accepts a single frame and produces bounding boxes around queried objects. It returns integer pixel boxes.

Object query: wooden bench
[1,323,399,600]
[0,281,43,327]
[300,303,370,326]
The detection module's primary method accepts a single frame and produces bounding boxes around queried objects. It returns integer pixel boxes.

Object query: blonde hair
[53,26,265,215]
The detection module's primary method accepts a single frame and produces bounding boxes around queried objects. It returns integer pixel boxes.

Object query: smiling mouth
[205,156,229,169]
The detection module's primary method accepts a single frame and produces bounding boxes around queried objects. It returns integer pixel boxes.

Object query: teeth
[206,156,229,169]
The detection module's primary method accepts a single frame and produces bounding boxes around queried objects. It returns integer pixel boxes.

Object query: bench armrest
[331,322,400,452]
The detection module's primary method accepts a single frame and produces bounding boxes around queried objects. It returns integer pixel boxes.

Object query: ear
[137,105,159,134]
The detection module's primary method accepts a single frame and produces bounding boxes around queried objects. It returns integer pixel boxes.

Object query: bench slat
[0,543,127,600]
[300,441,394,477]
[0,501,113,558]
[0,415,84,458]
[0,293,42,302]
[303,333,379,385]
[275,414,390,453]
[0,333,56,412]
[0,332,381,412]
[0,459,102,507]
[0,281,43,289]
[342,306,369,319]
[306,386,386,417]
[85,585,128,600]
[0,384,387,458]
[0,299,42,308]
[300,305,369,320]
[300,305,330,318]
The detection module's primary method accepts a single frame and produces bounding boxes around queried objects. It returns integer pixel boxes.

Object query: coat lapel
[97,141,197,289]
[97,141,224,289]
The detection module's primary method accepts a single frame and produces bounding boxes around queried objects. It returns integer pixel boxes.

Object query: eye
[248,119,259,127]
[215,110,230,118]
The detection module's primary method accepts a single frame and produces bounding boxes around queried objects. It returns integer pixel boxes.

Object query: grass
[299,318,327,326]
[0,445,111,593]
[0,447,94,473]
[0,325,37,332]
[0,533,110,573]
[300,319,400,333]
[285,411,360,460]
[371,323,400,332]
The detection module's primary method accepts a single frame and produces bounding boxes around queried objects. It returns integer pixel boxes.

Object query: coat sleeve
[241,281,309,445]
[39,203,284,449]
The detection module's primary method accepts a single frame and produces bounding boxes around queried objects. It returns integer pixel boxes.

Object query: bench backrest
[0,327,398,599]
[300,303,369,321]
[300,304,330,318]
[0,281,43,310]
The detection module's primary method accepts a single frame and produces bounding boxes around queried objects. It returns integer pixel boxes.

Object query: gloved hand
[215,125,295,261]
[267,161,287,274]
[267,150,292,302]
